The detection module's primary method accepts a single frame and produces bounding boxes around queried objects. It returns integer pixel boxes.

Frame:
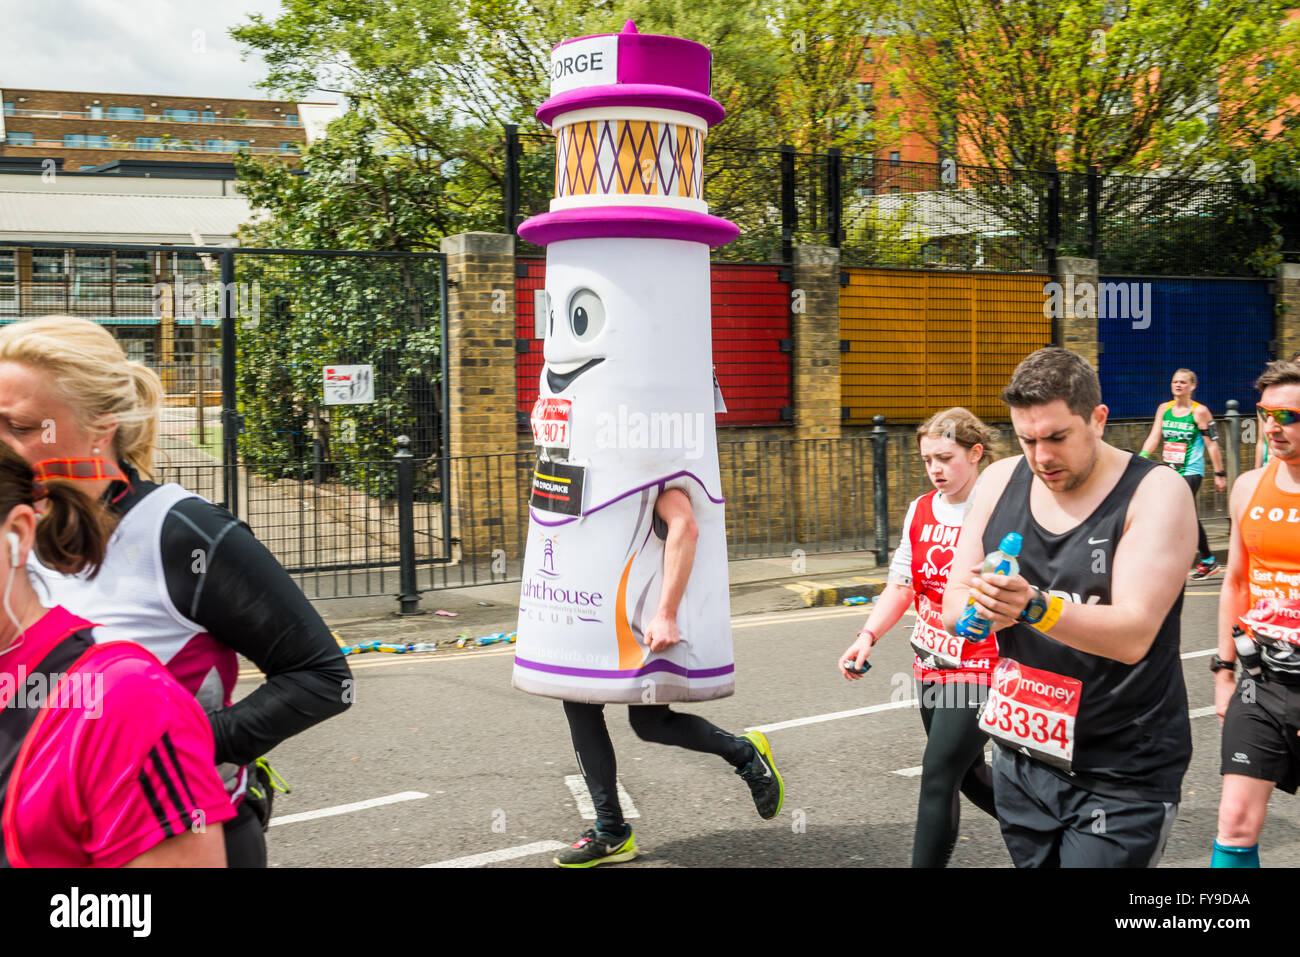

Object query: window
[205,139,224,151]
[889,186,901,194]
[202,111,216,123]
[162,109,198,123]
[135,137,162,150]
[864,45,874,63]
[114,327,156,365]
[0,251,15,314]
[2,102,14,115]
[889,151,901,165]
[889,83,899,97]
[31,252,69,311]
[856,82,873,102]
[279,142,301,154]
[226,140,250,151]
[89,105,103,119]
[107,106,144,120]
[284,114,298,125]
[5,131,34,145]
[63,133,86,147]
[72,254,111,306]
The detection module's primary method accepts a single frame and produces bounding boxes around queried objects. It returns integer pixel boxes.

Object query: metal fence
[150,418,1244,606]
[503,125,1290,276]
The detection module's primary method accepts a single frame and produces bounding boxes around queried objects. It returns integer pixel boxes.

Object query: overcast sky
[0,0,341,104]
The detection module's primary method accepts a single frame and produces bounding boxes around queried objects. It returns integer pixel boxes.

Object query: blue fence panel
[1097,276,1274,419]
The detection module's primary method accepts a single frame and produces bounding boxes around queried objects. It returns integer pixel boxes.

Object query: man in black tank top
[942,348,1196,867]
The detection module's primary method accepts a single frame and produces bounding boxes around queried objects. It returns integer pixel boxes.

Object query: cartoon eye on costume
[568,289,605,342]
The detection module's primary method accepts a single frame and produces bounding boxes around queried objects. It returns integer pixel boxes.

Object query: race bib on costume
[1162,441,1187,466]
[980,658,1080,770]
[531,397,573,450]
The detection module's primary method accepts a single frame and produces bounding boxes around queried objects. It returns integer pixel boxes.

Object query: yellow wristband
[1033,594,1065,633]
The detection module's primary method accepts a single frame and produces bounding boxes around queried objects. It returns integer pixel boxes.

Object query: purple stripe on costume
[519,207,738,248]
[529,469,726,527]
[538,85,724,127]
[515,656,735,680]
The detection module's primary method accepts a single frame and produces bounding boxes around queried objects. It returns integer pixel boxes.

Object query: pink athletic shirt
[2,606,236,867]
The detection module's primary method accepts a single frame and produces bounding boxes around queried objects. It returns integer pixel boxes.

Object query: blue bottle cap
[999,532,1023,557]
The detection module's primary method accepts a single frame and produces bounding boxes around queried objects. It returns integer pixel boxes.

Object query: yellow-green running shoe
[553,825,638,868]
[737,730,784,820]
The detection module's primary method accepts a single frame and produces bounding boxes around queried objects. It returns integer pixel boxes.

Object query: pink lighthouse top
[517,21,739,248]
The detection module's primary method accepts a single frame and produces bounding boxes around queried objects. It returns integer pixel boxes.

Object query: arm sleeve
[888,499,917,587]
[75,653,237,868]
[160,498,354,767]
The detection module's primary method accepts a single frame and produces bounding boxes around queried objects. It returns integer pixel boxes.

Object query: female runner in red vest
[0,445,234,866]
[838,408,999,866]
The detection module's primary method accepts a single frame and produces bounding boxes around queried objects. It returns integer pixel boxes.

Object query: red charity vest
[909,490,999,685]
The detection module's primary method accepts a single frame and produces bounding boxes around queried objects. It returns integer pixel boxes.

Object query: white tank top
[27,483,245,797]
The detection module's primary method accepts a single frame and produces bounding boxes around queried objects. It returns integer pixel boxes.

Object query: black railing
[504,128,1284,276]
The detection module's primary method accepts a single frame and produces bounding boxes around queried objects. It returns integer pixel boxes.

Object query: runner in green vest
[1140,368,1227,579]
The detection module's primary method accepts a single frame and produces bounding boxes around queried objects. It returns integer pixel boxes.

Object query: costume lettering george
[512,22,739,704]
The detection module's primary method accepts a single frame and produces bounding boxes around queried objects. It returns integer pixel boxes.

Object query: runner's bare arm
[643,488,697,651]
[123,823,226,867]
[1218,469,1262,660]
[975,464,1195,664]
[941,456,1019,633]
[1139,403,1167,456]
[1195,403,1226,477]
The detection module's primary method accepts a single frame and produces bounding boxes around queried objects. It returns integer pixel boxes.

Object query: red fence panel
[515,258,792,427]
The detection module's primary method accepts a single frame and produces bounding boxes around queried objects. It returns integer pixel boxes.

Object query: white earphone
[6,532,17,568]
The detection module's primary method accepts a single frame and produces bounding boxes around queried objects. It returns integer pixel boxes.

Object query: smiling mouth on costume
[546,357,605,393]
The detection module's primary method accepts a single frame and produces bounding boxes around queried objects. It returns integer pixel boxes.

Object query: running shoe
[736,730,784,820]
[1190,556,1221,580]
[553,825,638,868]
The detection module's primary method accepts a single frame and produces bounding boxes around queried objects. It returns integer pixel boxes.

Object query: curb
[782,576,887,608]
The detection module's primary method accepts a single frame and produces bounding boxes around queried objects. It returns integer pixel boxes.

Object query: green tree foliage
[878,0,1300,271]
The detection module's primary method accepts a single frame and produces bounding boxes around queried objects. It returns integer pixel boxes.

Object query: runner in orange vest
[1213,359,1300,867]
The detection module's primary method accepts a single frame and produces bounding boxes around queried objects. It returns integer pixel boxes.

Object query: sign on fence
[323,365,375,405]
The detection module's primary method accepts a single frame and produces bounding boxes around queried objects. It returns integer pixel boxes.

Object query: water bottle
[955,532,1023,639]
[410,642,437,653]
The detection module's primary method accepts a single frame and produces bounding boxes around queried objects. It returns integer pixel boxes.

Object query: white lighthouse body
[513,238,732,703]
[512,22,739,705]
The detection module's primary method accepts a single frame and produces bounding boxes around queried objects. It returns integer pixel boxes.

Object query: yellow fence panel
[841,268,1051,423]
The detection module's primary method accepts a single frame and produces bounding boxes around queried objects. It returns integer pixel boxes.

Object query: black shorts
[992,746,1178,867]
[1220,673,1300,793]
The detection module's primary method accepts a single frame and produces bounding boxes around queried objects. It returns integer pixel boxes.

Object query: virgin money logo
[994,660,1021,697]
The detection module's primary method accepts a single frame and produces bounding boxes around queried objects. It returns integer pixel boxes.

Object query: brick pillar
[440,231,521,570]
[790,244,842,545]
[1277,263,1300,361]
[1054,256,1100,367]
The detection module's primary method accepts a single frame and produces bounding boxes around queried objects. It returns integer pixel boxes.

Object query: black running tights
[562,701,754,830]
[913,681,998,867]
[1184,474,1211,560]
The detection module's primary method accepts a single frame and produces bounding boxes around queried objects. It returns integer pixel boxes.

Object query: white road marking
[269,791,428,827]
[746,699,916,734]
[757,649,1222,737]
[565,775,640,819]
[1181,648,1215,659]
[421,841,569,868]
[895,749,994,777]
[891,704,1222,775]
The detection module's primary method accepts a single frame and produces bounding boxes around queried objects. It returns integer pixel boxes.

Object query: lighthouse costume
[512,22,739,705]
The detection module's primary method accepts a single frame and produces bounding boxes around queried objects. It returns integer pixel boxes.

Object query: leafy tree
[871,0,1300,272]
